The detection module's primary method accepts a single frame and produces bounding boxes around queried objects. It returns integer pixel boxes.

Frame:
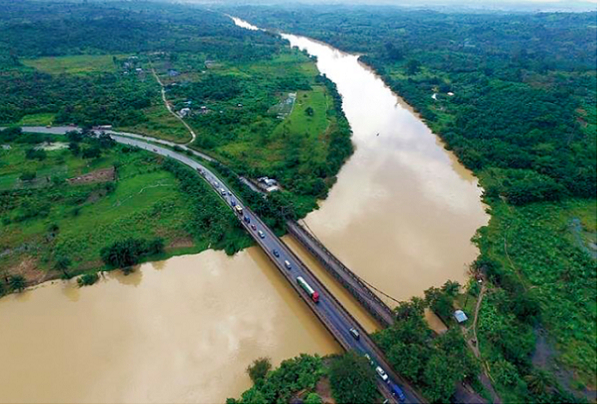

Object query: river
[0,19,488,403]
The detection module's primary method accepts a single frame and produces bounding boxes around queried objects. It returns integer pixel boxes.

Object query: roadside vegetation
[227,352,380,404]
[0,127,247,294]
[226,5,597,401]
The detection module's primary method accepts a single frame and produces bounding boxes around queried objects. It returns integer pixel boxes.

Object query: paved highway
[13,126,425,404]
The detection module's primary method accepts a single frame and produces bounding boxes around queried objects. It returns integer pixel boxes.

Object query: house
[257,177,280,192]
[454,310,468,324]
[178,107,191,117]
[167,69,180,77]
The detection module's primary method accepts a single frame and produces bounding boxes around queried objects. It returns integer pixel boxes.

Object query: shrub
[8,275,26,292]
[100,237,164,268]
[247,357,272,383]
[329,352,379,404]
[77,272,99,287]
[25,148,46,160]
[304,393,322,404]
[19,171,36,181]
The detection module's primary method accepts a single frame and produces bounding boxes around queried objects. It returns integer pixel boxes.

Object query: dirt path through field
[150,66,197,145]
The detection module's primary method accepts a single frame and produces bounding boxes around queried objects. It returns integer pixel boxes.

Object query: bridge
[15,126,426,404]
[287,220,397,327]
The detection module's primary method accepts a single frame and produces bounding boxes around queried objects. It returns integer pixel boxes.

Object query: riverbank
[0,127,253,296]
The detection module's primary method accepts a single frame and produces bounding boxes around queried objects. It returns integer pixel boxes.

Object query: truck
[389,383,406,402]
[235,205,243,215]
[296,276,319,303]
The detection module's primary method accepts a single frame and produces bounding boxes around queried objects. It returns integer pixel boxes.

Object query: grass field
[273,87,331,140]
[0,138,206,284]
[118,105,192,143]
[22,54,123,75]
[16,113,56,126]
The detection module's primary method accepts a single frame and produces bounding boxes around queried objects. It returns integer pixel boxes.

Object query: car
[213,181,219,187]
[364,354,374,366]
[375,366,388,382]
[230,200,236,206]
[258,230,265,239]
[389,383,406,402]
[220,188,227,196]
[349,327,360,340]
[227,191,232,196]
[153,148,157,152]
[284,260,292,270]
[251,224,257,231]
[273,249,280,257]
[243,216,251,223]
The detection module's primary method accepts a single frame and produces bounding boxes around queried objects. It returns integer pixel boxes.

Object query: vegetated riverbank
[0,1,354,295]
[223,7,597,403]
[0,127,254,296]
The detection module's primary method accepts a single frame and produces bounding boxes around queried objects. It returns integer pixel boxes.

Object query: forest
[225,5,597,403]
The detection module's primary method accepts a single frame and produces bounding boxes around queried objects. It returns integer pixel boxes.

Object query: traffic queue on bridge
[196,167,408,404]
[198,166,323,303]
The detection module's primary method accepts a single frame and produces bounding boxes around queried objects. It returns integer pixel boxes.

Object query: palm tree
[9,275,26,292]
[525,369,553,395]
[442,280,461,297]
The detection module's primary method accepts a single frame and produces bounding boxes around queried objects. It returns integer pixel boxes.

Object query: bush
[55,256,71,271]
[329,352,379,404]
[25,148,46,160]
[304,393,322,404]
[100,237,164,268]
[8,274,26,292]
[247,357,272,383]
[77,272,99,287]
[19,171,36,181]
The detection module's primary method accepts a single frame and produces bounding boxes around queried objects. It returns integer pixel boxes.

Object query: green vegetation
[228,354,325,404]
[0,0,352,295]
[0,127,238,291]
[0,0,352,213]
[375,297,479,403]
[329,352,380,404]
[21,54,125,75]
[229,353,380,404]
[152,48,352,213]
[77,272,100,287]
[226,5,597,401]
[100,237,164,268]
[472,199,596,401]
[246,357,273,384]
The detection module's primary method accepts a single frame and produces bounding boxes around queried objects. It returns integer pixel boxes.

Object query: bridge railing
[287,221,396,327]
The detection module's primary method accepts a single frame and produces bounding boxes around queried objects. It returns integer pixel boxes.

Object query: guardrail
[287,221,396,327]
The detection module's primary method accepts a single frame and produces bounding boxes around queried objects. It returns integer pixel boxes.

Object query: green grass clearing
[22,54,124,75]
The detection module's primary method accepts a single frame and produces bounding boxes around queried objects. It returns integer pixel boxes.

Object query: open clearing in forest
[22,54,124,75]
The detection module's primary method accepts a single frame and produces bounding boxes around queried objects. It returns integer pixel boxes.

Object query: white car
[258,230,265,239]
[375,366,388,382]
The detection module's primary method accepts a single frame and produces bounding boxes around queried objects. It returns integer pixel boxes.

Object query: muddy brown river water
[0,21,488,403]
